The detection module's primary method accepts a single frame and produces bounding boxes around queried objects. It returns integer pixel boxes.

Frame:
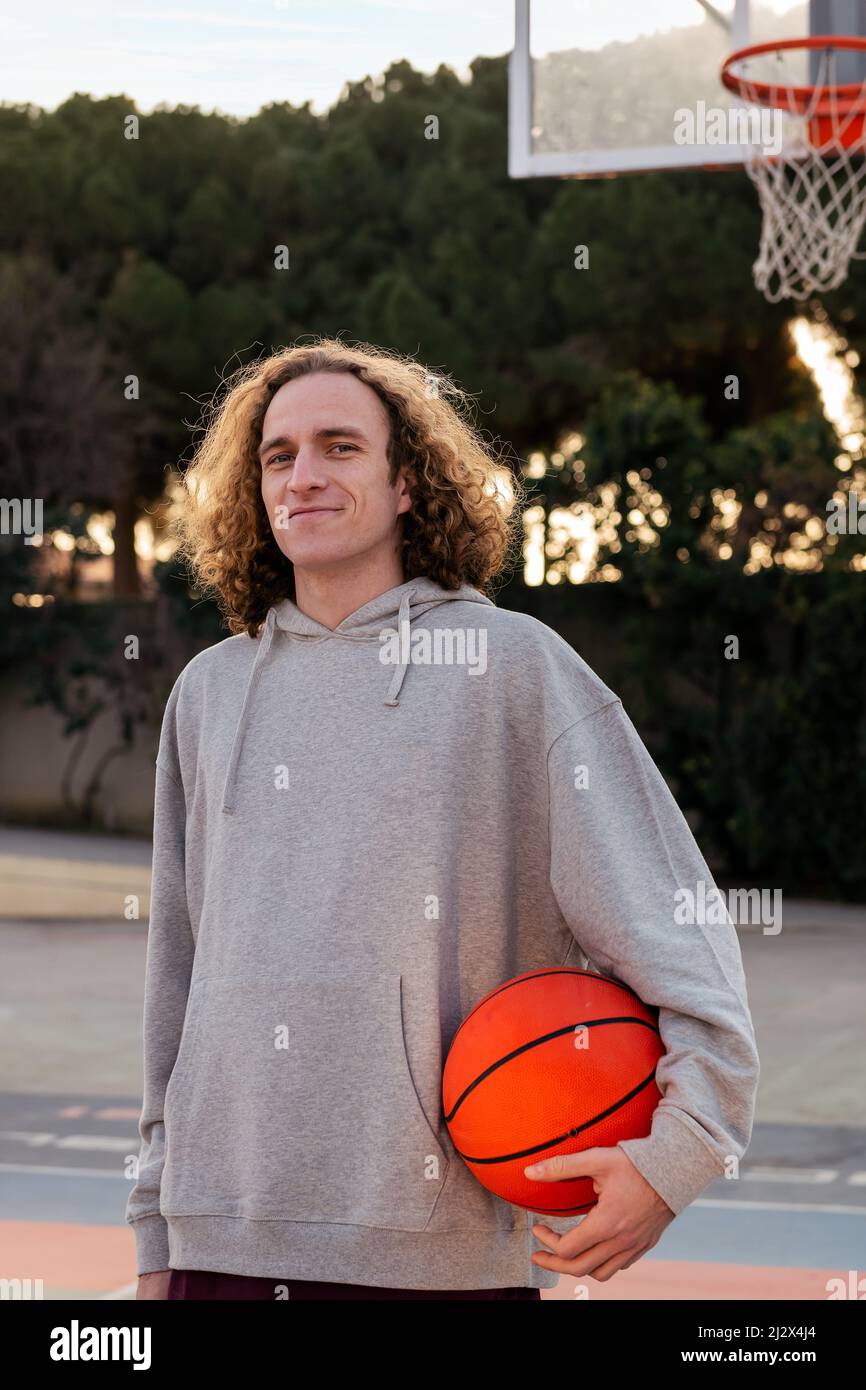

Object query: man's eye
[331,443,357,454]
[268,453,292,466]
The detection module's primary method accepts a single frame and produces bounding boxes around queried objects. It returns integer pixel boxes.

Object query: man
[128,338,760,1300]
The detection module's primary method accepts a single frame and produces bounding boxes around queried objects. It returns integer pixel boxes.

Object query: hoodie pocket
[162,980,204,1110]
[160,973,450,1230]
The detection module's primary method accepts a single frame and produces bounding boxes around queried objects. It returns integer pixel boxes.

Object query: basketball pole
[695,0,732,32]
[696,0,750,45]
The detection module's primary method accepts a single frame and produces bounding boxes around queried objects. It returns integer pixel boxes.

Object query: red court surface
[0,1219,838,1300]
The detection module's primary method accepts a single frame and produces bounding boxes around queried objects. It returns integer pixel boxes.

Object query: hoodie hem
[164,1216,560,1291]
[131,1212,172,1275]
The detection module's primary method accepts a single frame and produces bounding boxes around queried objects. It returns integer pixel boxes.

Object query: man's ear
[396,466,415,514]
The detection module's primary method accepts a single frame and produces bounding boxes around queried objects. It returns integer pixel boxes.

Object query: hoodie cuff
[131,1213,172,1275]
[617,1108,727,1216]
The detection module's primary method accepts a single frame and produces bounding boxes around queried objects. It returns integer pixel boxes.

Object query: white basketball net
[729,45,866,302]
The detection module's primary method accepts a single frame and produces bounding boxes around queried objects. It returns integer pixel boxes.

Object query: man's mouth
[289,507,341,519]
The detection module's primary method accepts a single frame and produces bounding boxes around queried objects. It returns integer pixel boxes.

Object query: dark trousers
[167,1269,540,1300]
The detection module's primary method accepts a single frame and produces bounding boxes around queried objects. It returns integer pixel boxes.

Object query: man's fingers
[530,1223,563,1250]
[524,1146,613,1182]
[619,1246,648,1270]
[587,1244,648,1280]
[532,1236,634,1279]
[532,1205,614,1258]
[582,1249,640,1282]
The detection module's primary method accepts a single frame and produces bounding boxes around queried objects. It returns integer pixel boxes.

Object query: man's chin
[281,547,357,572]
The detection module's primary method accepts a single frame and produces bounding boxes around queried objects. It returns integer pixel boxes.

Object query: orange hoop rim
[721,34,866,116]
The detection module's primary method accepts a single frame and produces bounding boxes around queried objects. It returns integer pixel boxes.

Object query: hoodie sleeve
[125,689,196,1275]
[546,698,760,1217]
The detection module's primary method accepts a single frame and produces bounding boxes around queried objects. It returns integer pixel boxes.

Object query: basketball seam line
[452,967,649,1039]
[445,1013,661,1121]
[454,1065,660,1165]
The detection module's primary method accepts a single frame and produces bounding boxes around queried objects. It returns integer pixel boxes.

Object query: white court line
[100,1282,137,1300]
[6,1139,858,1181]
[2,1132,865,1182]
[56,1137,134,1153]
[0,1162,123,1178]
[697,1198,866,1215]
[742,1167,837,1183]
[2,1165,866,1214]
[0,1132,133,1152]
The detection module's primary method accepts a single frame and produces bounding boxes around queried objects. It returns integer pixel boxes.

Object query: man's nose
[288,448,323,489]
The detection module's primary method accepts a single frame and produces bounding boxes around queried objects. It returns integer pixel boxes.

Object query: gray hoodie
[126,576,760,1291]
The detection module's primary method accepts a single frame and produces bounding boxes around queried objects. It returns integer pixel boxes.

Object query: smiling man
[127,338,760,1301]
[256,369,413,632]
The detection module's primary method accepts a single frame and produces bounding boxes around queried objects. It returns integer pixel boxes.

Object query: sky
[0,0,807,119]
[0,0,513,118]
[531,0,806,55]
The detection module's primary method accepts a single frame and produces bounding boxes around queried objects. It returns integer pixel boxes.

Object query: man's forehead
[264,375,387,420]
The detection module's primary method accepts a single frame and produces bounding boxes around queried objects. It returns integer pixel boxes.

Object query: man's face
[258,371,412,576]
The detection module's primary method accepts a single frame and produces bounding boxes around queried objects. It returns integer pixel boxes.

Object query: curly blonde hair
[176,338,526,636]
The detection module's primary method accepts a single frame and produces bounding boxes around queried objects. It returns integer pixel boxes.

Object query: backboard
[508,0,813,179]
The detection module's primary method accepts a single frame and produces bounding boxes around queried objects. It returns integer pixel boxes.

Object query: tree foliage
[0,59,863,888]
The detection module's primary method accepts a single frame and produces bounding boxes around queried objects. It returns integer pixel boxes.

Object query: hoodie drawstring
[221,606,278,815]
[221,588,418,815]
[383,587,415,708]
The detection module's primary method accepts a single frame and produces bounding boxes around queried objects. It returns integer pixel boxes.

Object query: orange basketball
[442,967,665,1216]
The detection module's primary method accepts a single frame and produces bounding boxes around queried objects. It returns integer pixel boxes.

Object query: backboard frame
[508,0,753,179]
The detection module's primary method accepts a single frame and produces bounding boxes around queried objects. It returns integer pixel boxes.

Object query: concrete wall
[0,679,160,834]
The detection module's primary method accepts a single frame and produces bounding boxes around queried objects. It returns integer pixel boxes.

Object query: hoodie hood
[220,577,495,814]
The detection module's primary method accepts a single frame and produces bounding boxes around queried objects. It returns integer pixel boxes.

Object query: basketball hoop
[721,35,866,302]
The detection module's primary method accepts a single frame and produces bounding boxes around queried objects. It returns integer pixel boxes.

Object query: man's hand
[136,1270,172,1300]
[524,1146,674,1281]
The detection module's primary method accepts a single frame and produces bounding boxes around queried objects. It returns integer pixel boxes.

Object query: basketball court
[1,831,864,1301]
